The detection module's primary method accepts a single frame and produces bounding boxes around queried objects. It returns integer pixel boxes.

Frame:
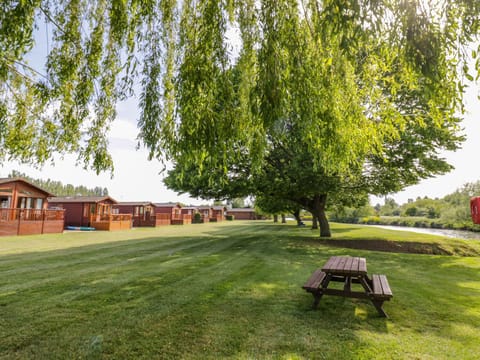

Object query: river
[369,225,480,240]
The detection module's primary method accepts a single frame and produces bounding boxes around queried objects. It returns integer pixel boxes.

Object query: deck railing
[0,208,65,236]
[0,208,65,222]
[89,213,132,231]
[93,213,133,222]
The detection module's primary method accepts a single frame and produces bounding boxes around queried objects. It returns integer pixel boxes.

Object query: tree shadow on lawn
[295,236,480,257]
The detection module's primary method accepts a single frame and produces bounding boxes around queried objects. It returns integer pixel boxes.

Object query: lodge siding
[226,208,257,220]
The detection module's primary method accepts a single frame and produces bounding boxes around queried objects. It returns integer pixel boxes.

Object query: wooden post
[17,209,21,235]
[41,209,45,234]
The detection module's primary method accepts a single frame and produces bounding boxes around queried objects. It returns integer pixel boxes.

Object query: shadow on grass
[291,235,480,257]
[312,238,479,256]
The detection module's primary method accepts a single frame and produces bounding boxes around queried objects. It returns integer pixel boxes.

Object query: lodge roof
[182,206,198,210]
[48,196,117,204]
[227,208,256,212]
[0,177,54,197]
[153,202,182,208]
[212,206,227,210]
[116,201,154,206]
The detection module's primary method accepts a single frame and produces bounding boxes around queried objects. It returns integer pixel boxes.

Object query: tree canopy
[1,0,479,172]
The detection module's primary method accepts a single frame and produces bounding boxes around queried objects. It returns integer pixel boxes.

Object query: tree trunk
[293,209,302,226]
[311,215,318,230]
[309,194,331,237]
[273,214,278,223]
[317,208,330,237]
[281,214,286,223]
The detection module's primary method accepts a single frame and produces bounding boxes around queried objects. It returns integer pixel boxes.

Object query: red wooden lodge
[48,196,132,231]
[226,208,257,220]
[113,202,176,227]
[154,202,192,225]
[197,206,212,223]
[181,206,197,219]
[211,206,226,222]
[0,178,65,236]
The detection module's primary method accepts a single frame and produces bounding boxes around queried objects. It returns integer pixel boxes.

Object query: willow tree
[1,1,479,233]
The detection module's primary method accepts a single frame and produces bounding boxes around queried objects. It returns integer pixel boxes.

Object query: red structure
[211,206,226,222]
[181,206,197,217]
[197,206,213,223]
[226,208,257,220]
[0,178,64,236]
[470,197,480,224]
[154,202,191,225]
[48,196,132,231]
[113,202,172,227]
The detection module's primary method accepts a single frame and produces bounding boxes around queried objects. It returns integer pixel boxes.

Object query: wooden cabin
[197,206,213,223]
[48,196,132,231]
[226,208,257,220]
[0,178,65,236]
[211,206,226,222]
[154,202,191,225]
[113,202,170,227]
[181,206,197,224]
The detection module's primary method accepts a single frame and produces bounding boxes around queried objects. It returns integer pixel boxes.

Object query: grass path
[1,221,480,359]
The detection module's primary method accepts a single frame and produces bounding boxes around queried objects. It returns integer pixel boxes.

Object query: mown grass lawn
[1,221,480,359]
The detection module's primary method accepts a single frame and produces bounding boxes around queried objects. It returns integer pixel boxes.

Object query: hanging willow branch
[0,0,478,175]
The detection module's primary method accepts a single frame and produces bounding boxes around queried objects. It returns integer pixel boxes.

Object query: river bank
[368,224,480,240]
[348,215,480,232]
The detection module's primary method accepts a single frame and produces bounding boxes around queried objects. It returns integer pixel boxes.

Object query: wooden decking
[90,214,132,231]
[0,208,65,236]
[171,214,192,225]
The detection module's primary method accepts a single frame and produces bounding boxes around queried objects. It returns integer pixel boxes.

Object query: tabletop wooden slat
[345,257,353,272]
[321,256,368,275]
[322,256,337,270]
[358,258,367,274]
[351,257,359,272]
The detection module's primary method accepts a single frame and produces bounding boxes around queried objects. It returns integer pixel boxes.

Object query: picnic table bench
[302,256,393,317]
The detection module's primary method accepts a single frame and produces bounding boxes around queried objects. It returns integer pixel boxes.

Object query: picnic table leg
[343,276,351,292]
[312,291,323,309]
[359,276,373,293]
[371,299,388,317]
[310,273,333,309]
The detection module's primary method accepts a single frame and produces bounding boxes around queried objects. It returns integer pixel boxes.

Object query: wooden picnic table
[302,256,393,317]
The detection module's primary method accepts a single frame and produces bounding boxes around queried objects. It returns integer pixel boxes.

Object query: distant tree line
[8,171,109,197]
[329,181,480,231]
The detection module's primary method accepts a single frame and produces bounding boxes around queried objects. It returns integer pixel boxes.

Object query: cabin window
[17,197,26,208]
[35,198,43,209]
[0,197,10,208]
[16,197,43,209]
